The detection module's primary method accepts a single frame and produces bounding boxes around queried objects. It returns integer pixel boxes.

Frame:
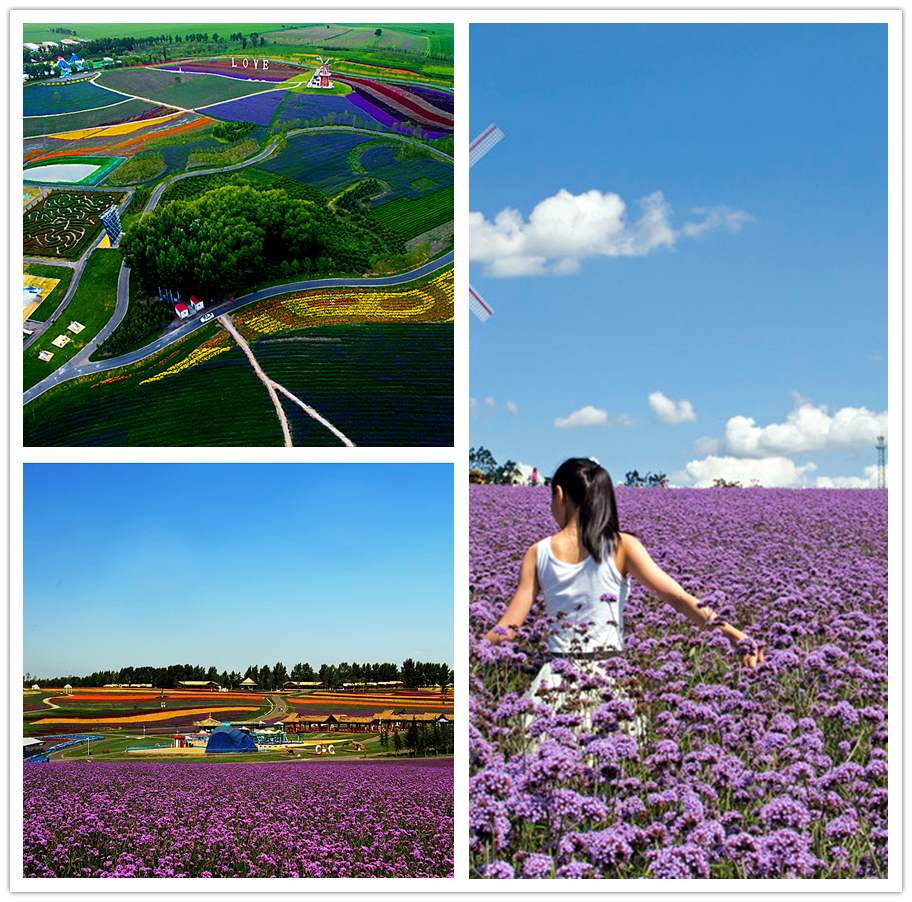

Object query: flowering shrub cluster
[470,486,888,879]
[24,760,453,877]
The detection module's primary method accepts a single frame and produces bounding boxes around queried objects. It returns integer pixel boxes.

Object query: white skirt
[524,658,645,740]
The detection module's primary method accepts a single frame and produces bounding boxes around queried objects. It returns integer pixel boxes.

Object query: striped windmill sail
[469,285,494,322]
[469,125,504,320]
[469,124,505,168]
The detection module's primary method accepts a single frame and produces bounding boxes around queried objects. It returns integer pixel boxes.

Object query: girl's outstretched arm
[618,534,764,668]
[483,544,540,644]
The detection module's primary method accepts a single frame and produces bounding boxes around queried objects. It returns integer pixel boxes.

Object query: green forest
[27,658,454,692]
[119,183,405,299]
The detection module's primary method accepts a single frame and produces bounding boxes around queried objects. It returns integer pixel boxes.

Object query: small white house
[175,303,190,320]
[189,296,205,313]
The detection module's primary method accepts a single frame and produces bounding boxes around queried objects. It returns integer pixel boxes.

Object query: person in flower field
[484,458,765,674]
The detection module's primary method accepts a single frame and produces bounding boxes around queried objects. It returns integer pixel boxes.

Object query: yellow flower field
[52,111,182,141]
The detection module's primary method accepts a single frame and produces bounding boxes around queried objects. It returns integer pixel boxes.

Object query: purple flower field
[24,759,453,878]
[470,486,888,879]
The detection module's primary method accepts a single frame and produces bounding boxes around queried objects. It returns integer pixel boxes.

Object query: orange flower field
[32,707,260,725]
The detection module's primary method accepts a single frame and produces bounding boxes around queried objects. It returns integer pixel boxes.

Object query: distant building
[188,296,205,313]
[175,680,219,691]
[240,678,257,691]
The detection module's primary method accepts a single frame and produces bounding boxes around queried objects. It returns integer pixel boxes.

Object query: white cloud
[649,391,696,424]
[815,465,883,488]
[505,400,519,414]
[552,406,633,429]
[470,188,751,277]
[699,397,888,458]
[554,405,608,429]
[681,455,818,488]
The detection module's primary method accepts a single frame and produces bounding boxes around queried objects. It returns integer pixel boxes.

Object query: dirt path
[218,314,355,448]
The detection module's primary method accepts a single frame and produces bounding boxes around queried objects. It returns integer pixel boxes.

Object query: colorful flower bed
[201,89,289,127]
[341,78,452,137]
[290,692,453,711]
[32,707,260,726]
[470,486,888,879]
[236,268,454,339]
[23,759,453,877]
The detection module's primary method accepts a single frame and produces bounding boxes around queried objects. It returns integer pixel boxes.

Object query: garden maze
[23,191,125,260]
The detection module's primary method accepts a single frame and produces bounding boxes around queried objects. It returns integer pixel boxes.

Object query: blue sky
[23,464,453,676]
[470,23,889,487]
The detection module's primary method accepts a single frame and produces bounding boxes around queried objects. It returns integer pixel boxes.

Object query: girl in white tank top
[484,459,763,732]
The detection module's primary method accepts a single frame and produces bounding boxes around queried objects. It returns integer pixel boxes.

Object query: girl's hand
[726,628,764,669]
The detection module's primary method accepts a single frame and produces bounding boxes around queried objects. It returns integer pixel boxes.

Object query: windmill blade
[469,285,494,322]
[469,124,505,168]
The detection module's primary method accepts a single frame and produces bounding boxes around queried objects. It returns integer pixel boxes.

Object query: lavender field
[24,759,453,878]
[470,486,888,879]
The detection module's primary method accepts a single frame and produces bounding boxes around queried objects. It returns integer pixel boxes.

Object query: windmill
[307,56,335,89]
[469,124,504,321]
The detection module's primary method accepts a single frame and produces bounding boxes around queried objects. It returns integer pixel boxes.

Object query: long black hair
[551,458,620,563]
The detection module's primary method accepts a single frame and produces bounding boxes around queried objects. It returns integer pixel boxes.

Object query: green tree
[392,731,403,756]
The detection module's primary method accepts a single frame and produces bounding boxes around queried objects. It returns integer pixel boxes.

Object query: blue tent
[205,724,257,754]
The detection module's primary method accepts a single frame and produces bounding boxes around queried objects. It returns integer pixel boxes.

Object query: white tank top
[536,536,628,654]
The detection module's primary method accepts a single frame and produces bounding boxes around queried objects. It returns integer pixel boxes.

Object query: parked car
[200,312,214,323]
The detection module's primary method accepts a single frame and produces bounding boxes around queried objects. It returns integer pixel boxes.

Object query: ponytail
[551,458,620,562]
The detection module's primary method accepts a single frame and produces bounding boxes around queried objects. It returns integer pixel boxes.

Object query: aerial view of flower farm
[23,662,454,878]
[21,23,454,446]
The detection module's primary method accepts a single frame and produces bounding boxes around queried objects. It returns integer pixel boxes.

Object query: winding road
[23,117,454,406]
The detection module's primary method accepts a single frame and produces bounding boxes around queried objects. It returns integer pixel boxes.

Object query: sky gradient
[470,22,889,487]
[23,463,454,677]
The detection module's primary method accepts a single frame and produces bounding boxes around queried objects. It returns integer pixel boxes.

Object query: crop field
[251,323,453,446]
[368,185,454,240]
[256,131,376,194]
[201,89,288,127]
[28,706,265,731]
[469,486,888,879]
[358,144,453,203]
[24,79,126,117]
[24,339,283,447]
[23,191,124,260]
[95,68,278,109]
[23,759,453,877]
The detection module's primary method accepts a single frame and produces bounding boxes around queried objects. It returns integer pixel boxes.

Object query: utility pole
[876,435,886,489]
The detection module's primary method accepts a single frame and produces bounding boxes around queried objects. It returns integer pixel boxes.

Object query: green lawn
[23,249,121,391]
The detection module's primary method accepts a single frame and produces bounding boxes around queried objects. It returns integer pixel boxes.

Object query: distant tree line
[25,658,453,691]
[469,446,520,485]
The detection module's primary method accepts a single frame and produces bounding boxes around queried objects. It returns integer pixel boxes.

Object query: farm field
[95,67,279,108]
[469,486,888,879]
[369,185,454,240]
[24,321,453,447]
[24,79,125,116]
[24,759,453,877]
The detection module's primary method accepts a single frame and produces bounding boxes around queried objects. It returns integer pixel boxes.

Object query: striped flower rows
[32,707,259,725]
